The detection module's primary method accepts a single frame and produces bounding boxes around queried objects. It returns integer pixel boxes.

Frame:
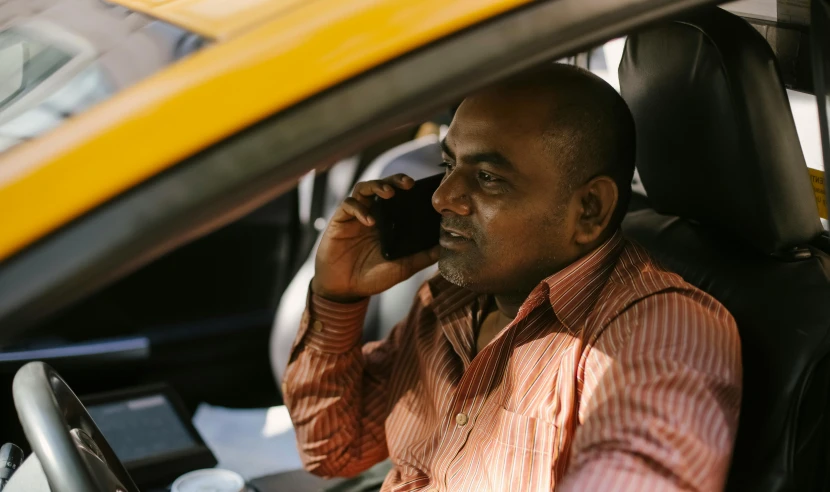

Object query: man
[283,64,742,491]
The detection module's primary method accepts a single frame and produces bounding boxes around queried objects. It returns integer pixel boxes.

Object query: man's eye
[478,171,498,182]
[439,161,453,171]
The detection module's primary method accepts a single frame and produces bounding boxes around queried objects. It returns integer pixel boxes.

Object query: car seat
[619,7,830,491]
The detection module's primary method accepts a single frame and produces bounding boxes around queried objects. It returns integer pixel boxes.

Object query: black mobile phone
[371,173,444,260]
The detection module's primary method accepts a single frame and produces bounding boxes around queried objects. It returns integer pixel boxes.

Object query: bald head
[463,64,636,228]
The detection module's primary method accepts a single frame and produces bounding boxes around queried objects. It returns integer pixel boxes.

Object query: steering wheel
[12,361,139,492]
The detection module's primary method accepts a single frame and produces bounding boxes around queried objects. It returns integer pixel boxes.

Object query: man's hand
[312,174,441,303]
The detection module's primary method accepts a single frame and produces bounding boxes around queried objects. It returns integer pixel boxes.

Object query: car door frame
[811,0,830,216]
[0,0,722,343]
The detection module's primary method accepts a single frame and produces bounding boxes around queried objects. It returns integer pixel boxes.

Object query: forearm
[283,293,389,477]
[559,457,687,492]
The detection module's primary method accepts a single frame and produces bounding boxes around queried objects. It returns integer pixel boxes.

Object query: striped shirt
[283,232,742,491]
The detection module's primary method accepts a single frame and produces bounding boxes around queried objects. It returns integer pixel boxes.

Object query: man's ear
[573,176,618,246]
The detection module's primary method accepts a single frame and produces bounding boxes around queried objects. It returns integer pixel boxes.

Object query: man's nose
[432,172,471,216]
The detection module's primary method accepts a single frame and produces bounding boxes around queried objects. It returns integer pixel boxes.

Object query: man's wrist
[303,289,370,354]
[310,277,367,304]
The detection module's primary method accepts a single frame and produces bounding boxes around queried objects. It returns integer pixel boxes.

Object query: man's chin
[438,250,515,294]
[438,255,475,289]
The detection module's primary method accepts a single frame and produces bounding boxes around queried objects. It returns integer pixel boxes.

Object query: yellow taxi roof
[109,0,306,40]
[0,0,529,263]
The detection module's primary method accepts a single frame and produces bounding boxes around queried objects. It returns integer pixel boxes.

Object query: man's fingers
[337,174,416,225]
[352,175,415,202]
[354,180,394,199]
[339,197,375,226]
[386,174,415,190]
[333,173,418,231]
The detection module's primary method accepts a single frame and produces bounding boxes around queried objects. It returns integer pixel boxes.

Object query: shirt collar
[542,230,625,331]
[422,275,480,320]
[422,230,625,327]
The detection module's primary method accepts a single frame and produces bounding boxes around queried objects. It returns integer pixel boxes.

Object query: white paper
[192,404,304,480]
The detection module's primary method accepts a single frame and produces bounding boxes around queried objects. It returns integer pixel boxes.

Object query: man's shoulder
[611,239,692,293]
[586,240,740,378]
[596,238,735,327]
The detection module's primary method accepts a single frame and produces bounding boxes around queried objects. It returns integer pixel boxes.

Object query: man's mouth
[439,225,473,250]
[440,226,471,239]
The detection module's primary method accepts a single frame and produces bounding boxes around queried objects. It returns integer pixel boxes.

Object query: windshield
[0,28,73,110]
[0,0,207,154]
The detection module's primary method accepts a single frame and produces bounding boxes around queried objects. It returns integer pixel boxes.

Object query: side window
[583,37,646,197]
[586,37,626,92]
[788,90,828,228]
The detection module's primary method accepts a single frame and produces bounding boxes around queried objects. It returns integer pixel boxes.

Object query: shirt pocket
[479,407,558,491]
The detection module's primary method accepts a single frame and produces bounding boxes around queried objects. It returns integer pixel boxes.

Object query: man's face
[433,88,582,296]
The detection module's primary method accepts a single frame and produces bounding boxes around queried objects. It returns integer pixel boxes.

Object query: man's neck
[494,294,528,319]
[490,233,618,319]
[473,293,530,355]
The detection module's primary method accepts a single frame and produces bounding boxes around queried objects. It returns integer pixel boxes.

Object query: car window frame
[0,0,722,343]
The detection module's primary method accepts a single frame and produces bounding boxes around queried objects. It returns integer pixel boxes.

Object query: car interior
[1,2,830,492]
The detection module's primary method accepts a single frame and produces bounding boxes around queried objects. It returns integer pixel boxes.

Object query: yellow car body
[0,0,529,262]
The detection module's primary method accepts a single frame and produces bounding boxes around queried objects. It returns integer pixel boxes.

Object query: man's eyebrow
[441,139,514,170]
[469,151,514,170]
[440,139,455,160]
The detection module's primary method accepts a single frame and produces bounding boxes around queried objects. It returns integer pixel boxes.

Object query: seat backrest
[270,135,442,384]
[619,8,830,491]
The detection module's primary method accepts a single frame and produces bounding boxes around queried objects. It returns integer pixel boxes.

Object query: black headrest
[619,7,823,254]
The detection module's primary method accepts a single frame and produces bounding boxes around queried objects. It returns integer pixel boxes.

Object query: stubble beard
[438,247,480,289]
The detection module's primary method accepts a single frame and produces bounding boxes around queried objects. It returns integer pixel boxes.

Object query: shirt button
[455,413,468,426]
[312,320,324,333]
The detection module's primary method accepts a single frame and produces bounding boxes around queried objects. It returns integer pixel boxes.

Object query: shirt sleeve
[559,291,742,492]
[282,285,414,478]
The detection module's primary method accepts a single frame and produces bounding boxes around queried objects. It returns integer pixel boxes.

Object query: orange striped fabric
[283,232,742,491]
